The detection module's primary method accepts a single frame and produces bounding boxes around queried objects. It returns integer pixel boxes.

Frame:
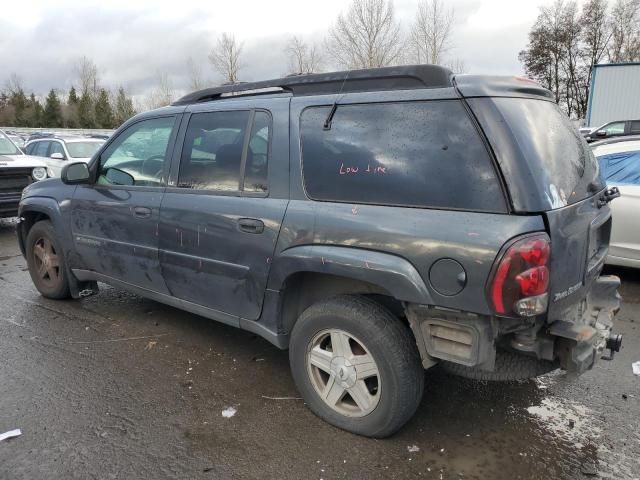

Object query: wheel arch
[17,198,62,256]
[268,245,434,335]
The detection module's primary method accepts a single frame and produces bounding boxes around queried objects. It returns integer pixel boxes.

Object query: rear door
[159,97,289,320]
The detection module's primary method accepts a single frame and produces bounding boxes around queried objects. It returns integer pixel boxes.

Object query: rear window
[300,100,506,212]
[474,98,603,209]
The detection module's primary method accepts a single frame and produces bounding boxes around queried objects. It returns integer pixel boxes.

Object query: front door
[159,104,289,320]
[70,115,179,294]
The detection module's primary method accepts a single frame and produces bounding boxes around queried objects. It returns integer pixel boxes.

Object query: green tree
[43,89,63,127]
[68,86,79,105]
[64,86,80,128]
[27,93,43,127]
[113,87,136,126]
[9,89,28,126]
[78,90,95,128]
[94,88,114,128]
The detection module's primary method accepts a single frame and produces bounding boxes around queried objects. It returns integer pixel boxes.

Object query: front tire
[289,295,424,438]
[25,220,71,299]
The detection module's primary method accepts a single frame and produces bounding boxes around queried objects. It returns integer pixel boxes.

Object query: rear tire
[289,295,424,438]
[441,350,558,381]
[25,220,71,299]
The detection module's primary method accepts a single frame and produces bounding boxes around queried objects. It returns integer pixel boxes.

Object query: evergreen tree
[94,88,114,128]
[64,86,80,128]
[27,93,43,127]
[68,86,79,105]
[9,89,28,126]
[114,87,136,126]
[43,89,63,127]
[78,90,95,128]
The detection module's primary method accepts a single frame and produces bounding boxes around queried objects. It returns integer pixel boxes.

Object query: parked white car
[24,136,105,177]
[592,136,640,268]
[0,130,49,218]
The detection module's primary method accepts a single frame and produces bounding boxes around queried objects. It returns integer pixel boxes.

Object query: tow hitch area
[602,334,623,361]
[550,275,621,374]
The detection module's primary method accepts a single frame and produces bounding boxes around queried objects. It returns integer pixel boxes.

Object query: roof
[590,135,640,149]
[593,62,640,69]
[173,65,454,105]
[26,136,105,144]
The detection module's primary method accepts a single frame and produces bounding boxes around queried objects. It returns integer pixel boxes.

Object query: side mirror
[50,152,65,160]
[104,168,135,186]
[596,130,607,137]
[61,162,90,185]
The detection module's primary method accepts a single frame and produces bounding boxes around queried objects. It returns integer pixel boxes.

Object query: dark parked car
[16,66,622,437]
[585,119,640,142]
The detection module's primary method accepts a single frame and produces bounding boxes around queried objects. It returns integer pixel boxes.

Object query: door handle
[238,218,264,234]
[133,206,152,218]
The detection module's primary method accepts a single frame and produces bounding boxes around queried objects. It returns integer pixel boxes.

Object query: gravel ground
[0,217,638,480]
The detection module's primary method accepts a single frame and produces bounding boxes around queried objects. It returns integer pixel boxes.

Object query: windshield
[67,141,104,158]
[0,132,22,155]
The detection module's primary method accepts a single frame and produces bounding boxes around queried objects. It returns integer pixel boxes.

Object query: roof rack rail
[172,64,453,106]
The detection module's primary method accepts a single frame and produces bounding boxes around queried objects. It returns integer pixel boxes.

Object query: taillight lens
[489,234,551,317]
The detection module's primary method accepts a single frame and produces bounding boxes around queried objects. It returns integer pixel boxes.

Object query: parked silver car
[592,136,640,268]
[25,136,105,177]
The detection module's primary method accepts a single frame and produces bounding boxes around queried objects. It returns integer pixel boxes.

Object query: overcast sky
[1,0,557,101]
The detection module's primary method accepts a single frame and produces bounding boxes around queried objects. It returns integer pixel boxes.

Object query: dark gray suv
[17,65,623,437]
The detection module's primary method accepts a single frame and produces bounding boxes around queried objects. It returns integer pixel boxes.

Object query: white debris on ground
[0,429,22,442]
[407,445,420,453]
[222,407,237,418]
[632,361,640,376]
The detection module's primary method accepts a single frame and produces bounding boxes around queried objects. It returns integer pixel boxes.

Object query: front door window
[98,117,175,187]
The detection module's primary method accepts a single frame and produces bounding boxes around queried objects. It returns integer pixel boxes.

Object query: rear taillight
[488,234,551,317]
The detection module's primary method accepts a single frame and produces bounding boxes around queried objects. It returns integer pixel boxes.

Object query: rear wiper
[597,186,620,208]
[323,103,338,130]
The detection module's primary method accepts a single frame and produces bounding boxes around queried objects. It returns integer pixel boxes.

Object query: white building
[586,62,640,128]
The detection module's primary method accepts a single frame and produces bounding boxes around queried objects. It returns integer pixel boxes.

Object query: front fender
[268,245,434,304]
[17,196,71,256]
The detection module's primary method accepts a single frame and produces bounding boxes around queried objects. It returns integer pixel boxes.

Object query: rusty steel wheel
[26,220,70,299]
[32,236,61,288]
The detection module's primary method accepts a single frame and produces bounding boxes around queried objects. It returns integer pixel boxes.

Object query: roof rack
[173,64,453,106]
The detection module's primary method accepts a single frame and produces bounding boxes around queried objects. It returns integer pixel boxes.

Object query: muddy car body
[17,65,622,437]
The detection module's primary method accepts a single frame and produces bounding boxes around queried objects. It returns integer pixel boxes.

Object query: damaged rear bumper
[548,275,622,374]
[406,275,622,377]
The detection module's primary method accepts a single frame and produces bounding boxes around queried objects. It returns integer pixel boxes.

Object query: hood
[0,154,46,169]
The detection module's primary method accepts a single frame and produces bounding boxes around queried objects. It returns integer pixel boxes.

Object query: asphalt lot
[0,217,638,480]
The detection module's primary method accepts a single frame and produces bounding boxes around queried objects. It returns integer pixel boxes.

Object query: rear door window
[300,100,506,212]
[630,121,640,134]
[178,111,249,192]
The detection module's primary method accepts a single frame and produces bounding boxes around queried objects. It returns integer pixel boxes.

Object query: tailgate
[545,193,612,321]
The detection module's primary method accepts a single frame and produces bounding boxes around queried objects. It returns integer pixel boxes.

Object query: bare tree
[445,58,466,73]
[145,72,175,110]
[326,0,403,69]
[5,73,24,95]
[286,36,323,74]
[608,0,640,62]
[187,57,205,91]
[75,56,100,98]
[410,0,455,65]
[209,33,243,84]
